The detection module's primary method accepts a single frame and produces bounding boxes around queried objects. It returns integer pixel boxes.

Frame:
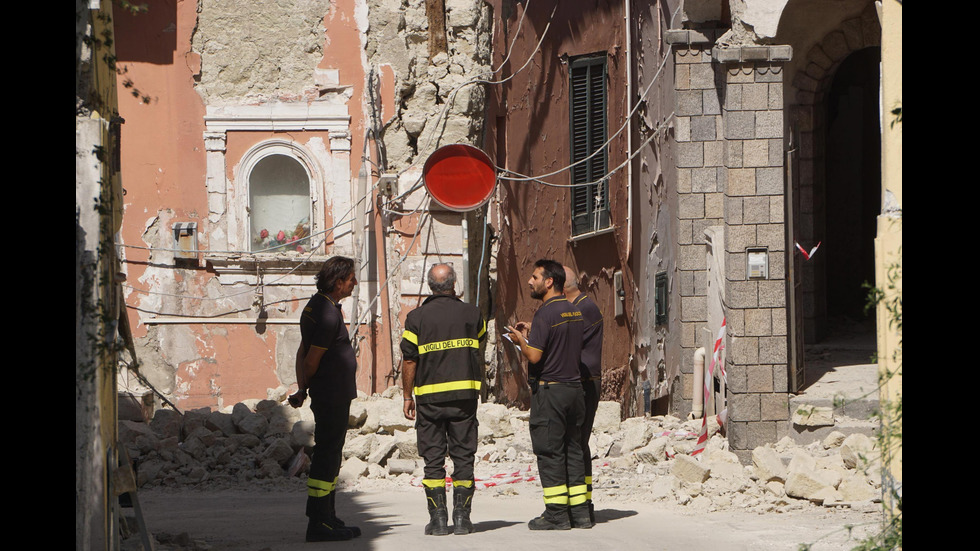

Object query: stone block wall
[713,46,793,461]
[666,29,725,417]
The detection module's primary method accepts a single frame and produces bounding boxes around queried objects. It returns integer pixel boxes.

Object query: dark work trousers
[581,378,601,497]
[416,399,479,482]
[529,383,586,504]
[308,397,351,501]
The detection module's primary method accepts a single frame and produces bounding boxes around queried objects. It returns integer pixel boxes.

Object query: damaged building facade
[114,0,494,410]
[484,0,900,461]
[113,0,901,463]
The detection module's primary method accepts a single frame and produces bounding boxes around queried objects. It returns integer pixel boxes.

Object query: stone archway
[787,3,881,344]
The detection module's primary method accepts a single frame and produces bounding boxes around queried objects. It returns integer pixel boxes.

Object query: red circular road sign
[422,144,497,211]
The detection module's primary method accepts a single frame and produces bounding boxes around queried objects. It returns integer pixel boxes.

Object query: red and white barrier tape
[795,241,821,260]
[693,317,727,457]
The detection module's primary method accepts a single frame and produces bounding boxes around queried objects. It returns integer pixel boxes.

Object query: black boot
[305,496,354,542]
[328,491,361,537]
[527,504,571,531]
[570,503,593,529]
[424,486,450,536]
[452,486,475,535]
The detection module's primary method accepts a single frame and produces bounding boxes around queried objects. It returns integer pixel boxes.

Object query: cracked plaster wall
[365,0,494,388]
[192,0,331,104]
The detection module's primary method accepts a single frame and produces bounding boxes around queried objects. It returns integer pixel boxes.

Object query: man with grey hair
[563,265,603,526]
[401,263,486,536]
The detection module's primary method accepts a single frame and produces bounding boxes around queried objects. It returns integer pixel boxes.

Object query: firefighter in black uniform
[287,256,361,542]
[506,259,590,530]
[563,265,603,526]
[401,263,486,536]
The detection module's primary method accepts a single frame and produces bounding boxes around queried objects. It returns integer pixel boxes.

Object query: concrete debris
[792,404,835,427]
[121,397,883,515]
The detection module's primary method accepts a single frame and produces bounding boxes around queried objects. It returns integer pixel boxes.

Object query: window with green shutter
[569,55,610,237]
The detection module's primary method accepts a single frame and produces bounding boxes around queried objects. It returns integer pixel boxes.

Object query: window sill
[568,225,616,243]
[205,253,328,284]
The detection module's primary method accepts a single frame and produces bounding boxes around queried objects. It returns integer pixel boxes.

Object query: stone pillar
[665,29,724,417]
[713,45,793,462]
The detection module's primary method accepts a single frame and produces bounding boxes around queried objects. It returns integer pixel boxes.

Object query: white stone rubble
[120,394,884,515]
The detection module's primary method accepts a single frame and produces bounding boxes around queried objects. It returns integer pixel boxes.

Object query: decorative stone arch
[234,138,326,254]
[785,3,881,342]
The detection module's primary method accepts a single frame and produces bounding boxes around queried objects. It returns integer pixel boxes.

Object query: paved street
[134,484,879,550]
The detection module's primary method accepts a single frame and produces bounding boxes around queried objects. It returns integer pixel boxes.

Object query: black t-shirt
[573,294,603,379]
[300,292,357,402]
[526,296,584,383]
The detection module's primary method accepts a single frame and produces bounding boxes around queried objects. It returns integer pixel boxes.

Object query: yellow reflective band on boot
[542,485,569,505]
[418,338,480,354]
[414,379,482,397]
[308,477,336,498]
[452,479,474,488]
[422,478,446,489]
[569,484,588,506]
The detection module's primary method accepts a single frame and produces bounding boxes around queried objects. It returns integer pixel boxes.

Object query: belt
[537,380,581,386]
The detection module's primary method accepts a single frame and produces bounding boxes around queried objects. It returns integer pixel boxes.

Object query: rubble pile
[119,388,882,514]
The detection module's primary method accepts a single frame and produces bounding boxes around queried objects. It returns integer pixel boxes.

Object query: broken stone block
[822,430,847,449]
[840,433,876,469]
[787,449,817,475]
[291,420,315,448]
[150,409,181,440]
[263,437,295,466]
[751,446,786,483]
[349,400,368,428]
[792,404,835,427]
[236,412,269,438]
[257,458,283,479]
[634,437,668,464]
[387,458,416,475]
[229,433,262,449]
[205,411,237,437]
[764,480,786,497]
[368,435,397,466]
[477,403,515,439]
[254,399,280,419]
[181,408,210,439]
[620,419,653,454]
[672,454,711,484]
[339,457,368,483]
[784,471,831,501]
[812,468,842,489]
[838,472,878,502]
[362,399,413,434]
[394,429,420,459]
[344,433,376,460]
[593,401,622,433]
[231,403,253,425]
[811,486,844,505]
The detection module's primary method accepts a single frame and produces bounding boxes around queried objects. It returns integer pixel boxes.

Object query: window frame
[238,140,320,256]
[568,54,612,239]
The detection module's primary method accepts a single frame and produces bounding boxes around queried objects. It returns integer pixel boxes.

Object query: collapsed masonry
[119,388,882,513]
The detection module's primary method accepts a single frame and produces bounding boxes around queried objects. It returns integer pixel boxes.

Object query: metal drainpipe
[462,214,470,303]
[624,0,633,258]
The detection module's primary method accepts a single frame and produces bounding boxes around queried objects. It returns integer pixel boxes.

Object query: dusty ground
[127,468,881,551]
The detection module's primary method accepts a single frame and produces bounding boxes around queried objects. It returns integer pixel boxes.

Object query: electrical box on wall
[746,247,769,280]
[173,222,198,261]
[655,271,668,325]
[614,270,624,317]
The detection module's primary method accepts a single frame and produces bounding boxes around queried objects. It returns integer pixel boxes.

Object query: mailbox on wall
[746,247,769,280]
[173,222,198,261]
